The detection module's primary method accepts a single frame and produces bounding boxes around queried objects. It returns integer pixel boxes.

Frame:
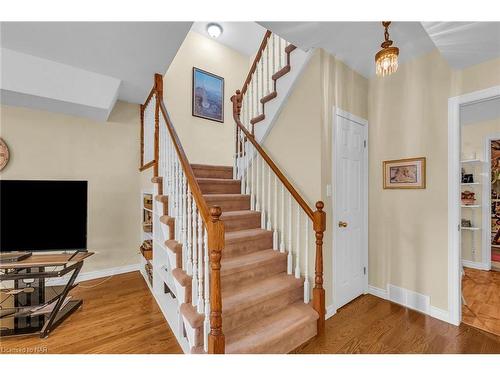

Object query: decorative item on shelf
[375,21,399,77]
[140,240,153,260]
[142,223,152,233]
[192,67,224,123]
[461,190,476,205]
[143,194,153,210]
[461,219,472,228]
[0,137,10,171]
[383,157,426,189]
[145,261,153,285]
[462,174,474,184]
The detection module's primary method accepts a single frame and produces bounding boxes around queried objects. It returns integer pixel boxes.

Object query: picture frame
[383,157,426,189]
[192,67,224,123]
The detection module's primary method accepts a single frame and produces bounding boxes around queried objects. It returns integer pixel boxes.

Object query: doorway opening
[450,87,500,335]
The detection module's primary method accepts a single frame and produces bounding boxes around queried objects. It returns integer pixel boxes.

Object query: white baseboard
[367,285,388,300]
[368,284,453,325]
[46,263,140,286]
[326,304,336,319]
[462,259,490,271]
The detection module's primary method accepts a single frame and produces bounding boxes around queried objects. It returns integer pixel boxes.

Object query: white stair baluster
[255,154,261,212]
[203,228,210,353]
[261,51,264,100]
[245,138,250,195]
[295,206,301,279]
[182,174,187,270]
[280,183,285,252]
[186,187,192,275]
[272,34,276,75]
[278,37,282,69]
[304,218,310,303]
[250,146,255,210]
[255,63,259,116]
[197,213,204,314]
[191,203,198,307]
[287,194,293,274]
[261,160,266,229]
[273,174,278,249]
[266,165,272,230]
[266,39,270,94]
[233,126,238,180]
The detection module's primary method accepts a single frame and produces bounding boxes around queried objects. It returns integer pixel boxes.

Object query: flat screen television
[1,180,87,252]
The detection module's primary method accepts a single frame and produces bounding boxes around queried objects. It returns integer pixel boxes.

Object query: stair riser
[198,181,241,194]
[173,279,192,305]
[192,167,233,179]
[224,234,273,258]
[222,285,303,333]
[205,197,250,212]
[222,213,261,232]
[228,319,316,354]
[221,256,287,293]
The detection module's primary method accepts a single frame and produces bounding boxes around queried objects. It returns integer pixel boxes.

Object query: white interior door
[333,110,368,310]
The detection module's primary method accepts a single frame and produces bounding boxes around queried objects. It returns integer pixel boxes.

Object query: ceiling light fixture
[206,23,223,39]
[375,21,399,77]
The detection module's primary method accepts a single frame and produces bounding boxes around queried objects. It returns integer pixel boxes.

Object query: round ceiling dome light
[206,23,223,39]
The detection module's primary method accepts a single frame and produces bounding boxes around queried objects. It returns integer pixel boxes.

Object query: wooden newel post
[208,206,225,354]
[153,73,163,177]
[312,201,326,335]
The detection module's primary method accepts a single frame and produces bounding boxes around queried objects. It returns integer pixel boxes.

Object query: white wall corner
[367,284,388,300]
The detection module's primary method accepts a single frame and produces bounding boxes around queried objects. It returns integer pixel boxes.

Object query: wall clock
[0,138,10,171]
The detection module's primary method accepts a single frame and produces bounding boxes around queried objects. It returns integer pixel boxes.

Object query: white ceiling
[422,22,500,69]
[190,22,266,56]
[259,22,500,78]
[1,22,192,104]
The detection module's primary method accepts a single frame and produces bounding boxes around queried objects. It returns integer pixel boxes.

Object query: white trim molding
[47,263,140,286]
[462,260,490,271]
[368,284,452,325]
[448,85,500,327]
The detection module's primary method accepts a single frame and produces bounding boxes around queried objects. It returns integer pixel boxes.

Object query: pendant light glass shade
[375,22,399,77]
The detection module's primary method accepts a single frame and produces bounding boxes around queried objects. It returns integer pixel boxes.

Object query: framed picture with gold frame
[383,157,426,189]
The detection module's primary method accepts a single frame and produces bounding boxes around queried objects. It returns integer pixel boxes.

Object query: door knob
[338,221,348,228]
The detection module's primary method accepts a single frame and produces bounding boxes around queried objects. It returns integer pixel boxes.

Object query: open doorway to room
[459,95,500,335]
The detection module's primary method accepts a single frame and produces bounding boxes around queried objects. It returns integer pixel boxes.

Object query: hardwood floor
[462,267,500,337]
[1,271,499,354]
[0,271,183,354]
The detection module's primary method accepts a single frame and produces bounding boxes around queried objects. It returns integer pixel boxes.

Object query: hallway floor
[462,267,500,336]
[1,271,499,354]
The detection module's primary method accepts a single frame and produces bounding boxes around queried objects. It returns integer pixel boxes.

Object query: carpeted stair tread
[221,249,285,276]
[203,194,251,211]
[191,164,233,179]
[222,273,302,316]
[225,302,318,354]
[165,239,182,253]
[172,268,191,287]
[160,215,175,225]
[197,178,241,194]
[224,228,273,257]
[180,303,204,329]
[220,210,261,232]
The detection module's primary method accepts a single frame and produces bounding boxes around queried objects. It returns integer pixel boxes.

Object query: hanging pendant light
[375,21,399,77]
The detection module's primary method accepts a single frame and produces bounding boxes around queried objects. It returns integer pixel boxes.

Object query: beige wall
[368,50,500,310]
[263,49,369,307]
[461,118,500,262]
[0,102,142,273]
[162,31,248,167]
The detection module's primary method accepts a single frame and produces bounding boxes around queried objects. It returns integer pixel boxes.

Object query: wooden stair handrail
[158,91,210,225]
[241,30,272,96]
[231,91,314,221]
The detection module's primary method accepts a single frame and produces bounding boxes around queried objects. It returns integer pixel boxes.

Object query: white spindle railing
[153,96,215,352]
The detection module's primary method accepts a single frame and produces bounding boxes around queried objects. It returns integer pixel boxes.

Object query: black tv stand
[0,251,93,338]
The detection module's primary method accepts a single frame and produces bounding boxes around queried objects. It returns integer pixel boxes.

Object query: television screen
[1,180,87,252]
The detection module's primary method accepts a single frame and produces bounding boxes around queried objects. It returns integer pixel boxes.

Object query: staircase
[139,31,326,354]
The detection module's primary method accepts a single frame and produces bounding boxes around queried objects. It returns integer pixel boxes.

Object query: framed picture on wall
[383,157,426,189]
[192,67,224,123]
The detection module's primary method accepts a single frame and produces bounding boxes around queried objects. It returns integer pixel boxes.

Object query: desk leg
[40,261,83,338]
